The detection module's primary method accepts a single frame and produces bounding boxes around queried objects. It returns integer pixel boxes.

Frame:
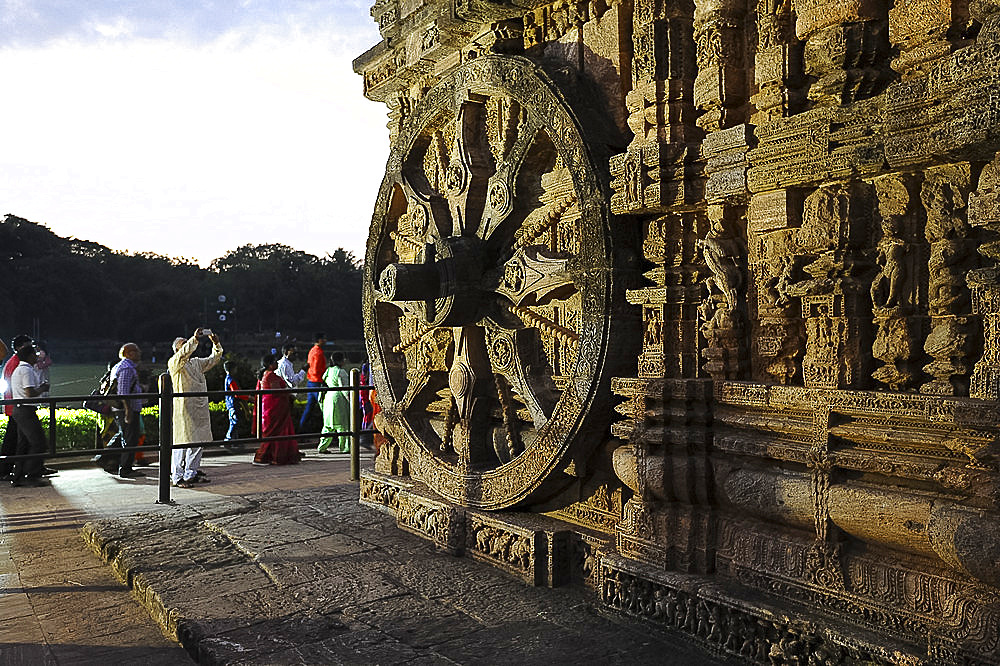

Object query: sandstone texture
[82,484,724,665]
[355,0,1000,662]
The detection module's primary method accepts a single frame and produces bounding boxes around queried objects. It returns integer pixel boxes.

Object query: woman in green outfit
[318,352,350,453]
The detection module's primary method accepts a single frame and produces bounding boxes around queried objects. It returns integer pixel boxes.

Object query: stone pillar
[610,0,703,214]
[969,155,1000,399]
[698,203,748,380]
[612,379,715,574]
[693,0,752,380]
[747,188,806,384]
[920,165,976,395]
[629,212,707,380]
[784,183,874,389]
[793,0,892,107]
[693,0,748,133]
[751,0,805,124]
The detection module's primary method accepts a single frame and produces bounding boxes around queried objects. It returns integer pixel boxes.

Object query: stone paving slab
[3,455,730,664]
[0,467,193,664]
[82,483,730,665]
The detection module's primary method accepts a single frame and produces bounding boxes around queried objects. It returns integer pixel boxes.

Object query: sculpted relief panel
[355,0,1000,662]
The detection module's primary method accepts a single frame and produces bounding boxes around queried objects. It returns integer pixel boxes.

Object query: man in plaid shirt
[103,343,144,478]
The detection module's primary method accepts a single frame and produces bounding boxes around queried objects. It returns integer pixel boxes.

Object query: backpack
[82,365,125,414]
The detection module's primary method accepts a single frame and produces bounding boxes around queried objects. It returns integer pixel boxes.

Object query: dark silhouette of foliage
[0,214,362,342]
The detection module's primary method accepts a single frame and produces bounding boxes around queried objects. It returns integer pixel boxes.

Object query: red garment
[359,365,374,430]
[226,377,249,400]
[306,344,326,383]
[3,355,19,417]
[370,387,385,455]
[253,370,299,465]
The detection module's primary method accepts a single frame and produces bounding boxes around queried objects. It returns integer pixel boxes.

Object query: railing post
[256,390,263,440]
[157,372,174,504]
[48,400,57,456]
[350,368,360,481]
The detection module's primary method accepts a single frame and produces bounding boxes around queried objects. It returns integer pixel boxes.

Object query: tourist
[168,329,222,488]
[298,332,327,431]
[370,384,385,455]
[223,360,249,443]
[97,343,144,478]
[276,342,306,391]
[133,368,154,466]
[318,352,350,453]
[252,354,299,465]
[9,340,50,486]
[358,362,374,450]
[1,334,32,478]
[33,346,52,397]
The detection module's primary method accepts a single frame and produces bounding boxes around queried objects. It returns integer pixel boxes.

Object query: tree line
[0,214,363,343]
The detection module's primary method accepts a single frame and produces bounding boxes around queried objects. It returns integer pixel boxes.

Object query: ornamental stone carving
[355,0,1000,662]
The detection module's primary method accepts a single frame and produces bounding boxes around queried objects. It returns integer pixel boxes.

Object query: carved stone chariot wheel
[364,55,629,510]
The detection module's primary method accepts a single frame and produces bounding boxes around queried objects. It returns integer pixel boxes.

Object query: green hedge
[140,401,234,447]
[0,409,105,451]
[0,401,235,452]
[0,395,324,452]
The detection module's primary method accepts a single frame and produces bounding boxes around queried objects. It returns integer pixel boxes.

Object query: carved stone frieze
[600,554,886,663]
[395,483,466,553]
[466,511,561,585]
[362,470,609,586]
[359,471,412,514]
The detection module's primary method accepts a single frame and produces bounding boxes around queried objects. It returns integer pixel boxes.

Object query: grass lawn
[47,363,109,400]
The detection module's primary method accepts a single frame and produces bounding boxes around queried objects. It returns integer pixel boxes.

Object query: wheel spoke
[497,246,575,307]
[484,323,553,428]
[448,326,495,466]
[399,171,451,244]
[446,101,494,237]
[478,113,543,242]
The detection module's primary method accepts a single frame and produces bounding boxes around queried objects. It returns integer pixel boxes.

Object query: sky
[0,1,389,266]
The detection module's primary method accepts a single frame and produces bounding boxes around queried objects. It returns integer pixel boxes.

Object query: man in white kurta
[168,329,222,487]
[276,343,306,391]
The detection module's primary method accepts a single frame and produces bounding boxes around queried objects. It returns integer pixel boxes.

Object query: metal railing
[0,369,375,504]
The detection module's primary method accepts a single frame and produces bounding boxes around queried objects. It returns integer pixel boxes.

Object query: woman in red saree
[253,354,299,465]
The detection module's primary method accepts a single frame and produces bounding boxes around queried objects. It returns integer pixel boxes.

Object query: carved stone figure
[700,217,744,314]
[870,174,921,391]
[870,217,907,310]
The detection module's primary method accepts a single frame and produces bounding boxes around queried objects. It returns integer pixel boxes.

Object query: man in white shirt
[168,329,223,488]
[276,343,306,390]
[9,340,50,487]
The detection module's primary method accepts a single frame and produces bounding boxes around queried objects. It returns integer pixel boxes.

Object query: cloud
[0,3,388,266]
[2,1,376,46]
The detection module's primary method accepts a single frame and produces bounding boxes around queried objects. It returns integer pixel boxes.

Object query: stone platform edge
[80,497,263,663]
[359,470,954,666]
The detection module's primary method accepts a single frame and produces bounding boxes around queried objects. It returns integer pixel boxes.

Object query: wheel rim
[364,55,620,509]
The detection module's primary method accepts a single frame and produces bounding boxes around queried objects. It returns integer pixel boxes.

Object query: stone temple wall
[354,0,1000,662]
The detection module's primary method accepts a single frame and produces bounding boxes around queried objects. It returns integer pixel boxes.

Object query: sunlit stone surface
[355,1,1000,661]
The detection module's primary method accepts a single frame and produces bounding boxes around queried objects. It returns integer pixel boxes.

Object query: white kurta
[168,336,222,445]
[276,355,305,387]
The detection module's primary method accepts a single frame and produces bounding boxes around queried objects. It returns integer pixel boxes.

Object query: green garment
[318,364,350,452]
